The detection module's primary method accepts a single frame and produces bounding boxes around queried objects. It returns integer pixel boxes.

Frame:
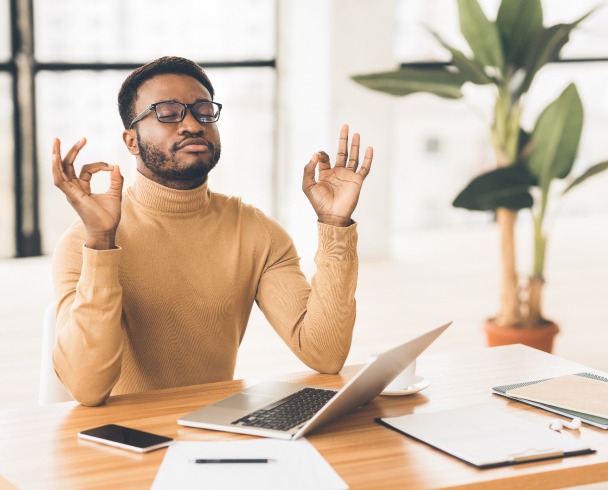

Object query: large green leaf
[520,9,596,94]
[526,84,583,192]
[430,31,493,85]
[351,67,464,99]
[453,165,534,211]
[457,0,504,70]
[519,25,572,94]
[496,0,543,69]
[563,161,608,194]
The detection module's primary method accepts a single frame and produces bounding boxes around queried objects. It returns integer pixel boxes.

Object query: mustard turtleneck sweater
[52,172,358,406]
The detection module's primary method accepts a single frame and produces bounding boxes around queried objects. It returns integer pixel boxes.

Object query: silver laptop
[178,322,451,440]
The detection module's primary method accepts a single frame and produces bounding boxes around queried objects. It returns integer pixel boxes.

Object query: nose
[178,108,205,134]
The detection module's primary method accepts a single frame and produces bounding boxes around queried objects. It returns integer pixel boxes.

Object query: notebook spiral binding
[494,372,608,394]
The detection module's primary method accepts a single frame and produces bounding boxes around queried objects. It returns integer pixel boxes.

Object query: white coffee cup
[368,353,417,391]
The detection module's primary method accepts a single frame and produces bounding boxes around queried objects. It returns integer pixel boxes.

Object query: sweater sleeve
[51,227,124,406]
[255,219,358,374]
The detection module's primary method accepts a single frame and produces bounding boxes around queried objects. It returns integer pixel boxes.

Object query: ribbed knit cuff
[80,244,122,287]
[317,221,358,261]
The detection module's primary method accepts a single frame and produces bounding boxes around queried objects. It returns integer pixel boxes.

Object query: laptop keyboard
[231,387,337,432]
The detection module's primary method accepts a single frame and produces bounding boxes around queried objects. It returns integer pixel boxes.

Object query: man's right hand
[52,137,124,250]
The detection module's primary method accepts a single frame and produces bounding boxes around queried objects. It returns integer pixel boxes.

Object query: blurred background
[1,0,608,409]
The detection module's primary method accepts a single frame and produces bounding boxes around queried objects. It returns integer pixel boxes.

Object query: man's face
[129,73,222,188]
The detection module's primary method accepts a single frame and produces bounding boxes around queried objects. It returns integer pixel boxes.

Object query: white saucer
[380,375,430,396]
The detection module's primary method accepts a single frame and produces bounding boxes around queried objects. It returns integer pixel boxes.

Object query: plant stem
[493,85,523,327]
[527,182,550,326]
[527,276,545,326]
[527,212,547,326]
[496,207,520,326]
[532,209,546,278]
[532,182,550,278]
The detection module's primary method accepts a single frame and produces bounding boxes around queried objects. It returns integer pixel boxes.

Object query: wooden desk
[1,345,608,489]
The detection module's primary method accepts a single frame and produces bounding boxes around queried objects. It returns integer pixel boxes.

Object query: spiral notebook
[492,372,608,430]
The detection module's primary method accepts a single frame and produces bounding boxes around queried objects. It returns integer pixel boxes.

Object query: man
[52,56,373,406]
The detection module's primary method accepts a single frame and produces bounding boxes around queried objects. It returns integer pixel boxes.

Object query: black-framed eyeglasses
[128,100,222,129]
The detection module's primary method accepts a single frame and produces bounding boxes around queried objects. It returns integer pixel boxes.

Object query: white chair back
[39,302,73,404]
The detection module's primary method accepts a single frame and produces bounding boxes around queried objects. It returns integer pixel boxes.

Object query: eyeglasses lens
[155,102,184,122]
[193,102,219,122]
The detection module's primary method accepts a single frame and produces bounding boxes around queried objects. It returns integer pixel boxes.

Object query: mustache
[172,136,213,152]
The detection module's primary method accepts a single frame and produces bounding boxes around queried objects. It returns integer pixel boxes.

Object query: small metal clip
[510,448,564,463]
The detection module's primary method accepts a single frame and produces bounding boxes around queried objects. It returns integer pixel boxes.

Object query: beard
[137,132,221,183]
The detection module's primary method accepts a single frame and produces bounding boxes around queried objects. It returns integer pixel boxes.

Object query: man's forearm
[52,245,124,406]
[258,222,358,374]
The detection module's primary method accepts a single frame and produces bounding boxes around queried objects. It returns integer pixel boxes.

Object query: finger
[62,137,87,179]
[347,133,361,170]
[52,138,67,185]
[335,124,349,167]
[78,162,114,182]
[316,151,331,171]
[108,165,124,198]
[356,146,373,180]
[302,153,320,193]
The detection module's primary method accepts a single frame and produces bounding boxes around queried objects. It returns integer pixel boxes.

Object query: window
[0,0,12,255]
[0,0,8,61]
[0,74,14,256]
[2,0,277,258]
[34,0,275,63]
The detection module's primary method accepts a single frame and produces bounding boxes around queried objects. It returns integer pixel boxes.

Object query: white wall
[277,0,396,259]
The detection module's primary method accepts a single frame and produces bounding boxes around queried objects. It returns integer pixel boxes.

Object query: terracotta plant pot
[483,320,559,353]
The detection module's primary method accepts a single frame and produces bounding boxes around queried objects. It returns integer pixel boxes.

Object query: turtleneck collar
[128,170,211,214]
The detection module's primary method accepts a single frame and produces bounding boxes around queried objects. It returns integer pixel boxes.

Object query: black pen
[192,458,270,464]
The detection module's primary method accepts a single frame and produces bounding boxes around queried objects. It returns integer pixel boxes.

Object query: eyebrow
[161,98,213,104]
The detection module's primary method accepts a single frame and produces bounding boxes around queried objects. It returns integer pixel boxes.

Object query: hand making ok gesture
[52,137,124,249]
[302,124,373,227]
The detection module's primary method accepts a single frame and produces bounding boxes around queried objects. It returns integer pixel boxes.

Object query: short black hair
[117,56,215,129]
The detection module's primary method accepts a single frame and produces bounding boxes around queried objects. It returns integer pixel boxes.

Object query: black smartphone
[77,424,173,453]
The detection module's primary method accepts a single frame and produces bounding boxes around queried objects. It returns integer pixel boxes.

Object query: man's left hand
[302,124,373,227]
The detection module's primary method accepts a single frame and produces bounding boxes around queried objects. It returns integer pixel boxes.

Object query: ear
[123,129,140,155]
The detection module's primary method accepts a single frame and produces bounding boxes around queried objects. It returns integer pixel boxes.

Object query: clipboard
[376,403,595,469]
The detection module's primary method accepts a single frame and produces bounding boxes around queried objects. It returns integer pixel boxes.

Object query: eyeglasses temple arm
[128,106,153,130]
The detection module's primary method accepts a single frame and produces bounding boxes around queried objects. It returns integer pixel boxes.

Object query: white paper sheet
[151,438,348,490]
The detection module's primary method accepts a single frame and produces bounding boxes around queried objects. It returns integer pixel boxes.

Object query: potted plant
[352,0,608,352]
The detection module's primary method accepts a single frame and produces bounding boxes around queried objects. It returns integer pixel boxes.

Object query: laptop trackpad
[215,393,276,411]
